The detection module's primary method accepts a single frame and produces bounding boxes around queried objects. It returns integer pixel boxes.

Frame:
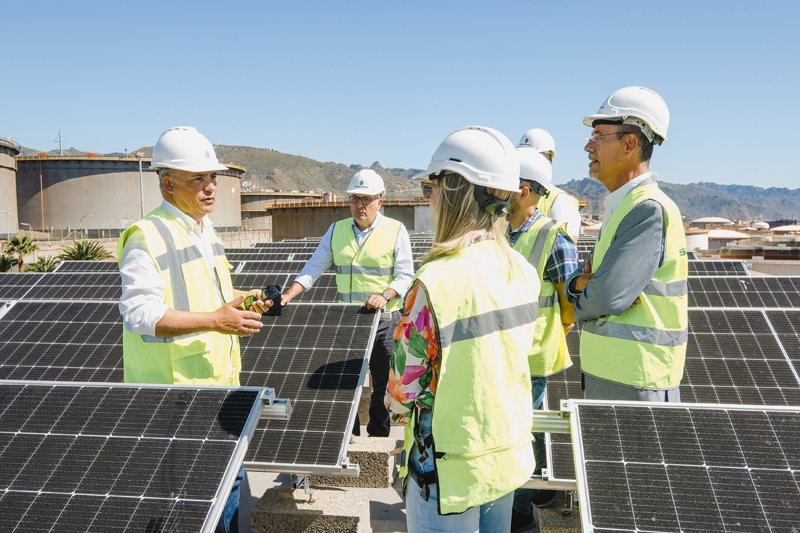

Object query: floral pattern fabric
[384,281,439,424]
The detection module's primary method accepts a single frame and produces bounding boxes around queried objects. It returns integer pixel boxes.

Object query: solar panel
[688,276,800,307]
[235,261,330,274]
[54,261,119,273]
[226,252,315,262]
[231,273,339,303]
[544,308,800,483]
[0,381,264,532]
[22,273,122,301]
[568,400,800,533]
[0,274,43,300]
[240,304,378,471]
[0,301,378,474]
[687,259,749,276]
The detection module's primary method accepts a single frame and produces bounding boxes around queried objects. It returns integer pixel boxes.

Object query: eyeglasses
[349,195,377,206]
[421,184,433,200]
[585,132,626,144]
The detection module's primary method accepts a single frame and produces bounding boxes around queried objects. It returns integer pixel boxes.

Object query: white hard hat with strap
[583,86,670,145]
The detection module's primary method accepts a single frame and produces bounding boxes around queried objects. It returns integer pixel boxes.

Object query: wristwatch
[382,290,393,301]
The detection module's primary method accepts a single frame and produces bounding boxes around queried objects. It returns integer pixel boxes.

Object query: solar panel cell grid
[55,261,119,273]
[231,273,338,302]
[0,274,43,300]
[0,382,261,532]
[573,402,800,533]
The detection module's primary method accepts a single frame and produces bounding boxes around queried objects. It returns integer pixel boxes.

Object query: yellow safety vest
[117,207,240,386]
[398,240,539,515]
[537,185,580,217]
[512,216,573,377]
[331,216,404,312]
[580,178,688,389]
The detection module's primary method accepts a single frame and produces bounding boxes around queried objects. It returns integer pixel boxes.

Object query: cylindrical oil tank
[15,156,243,235]
[0,139,20,238]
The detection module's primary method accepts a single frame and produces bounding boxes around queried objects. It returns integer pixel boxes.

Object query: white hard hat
[517,128,556,159]
[583,86,669,145]
[151,126,229,172]
[346,169,386,196]
[517,149,553,191]
[412,126,520,193]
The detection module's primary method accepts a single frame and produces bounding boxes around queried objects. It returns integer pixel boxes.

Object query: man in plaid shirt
[506,149,579,532]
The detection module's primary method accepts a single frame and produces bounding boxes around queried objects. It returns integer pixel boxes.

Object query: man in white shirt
[118,126,268,533]
[517,128,582,240]
[281,169,414,437]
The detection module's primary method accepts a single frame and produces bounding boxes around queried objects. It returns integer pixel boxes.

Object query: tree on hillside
[0,253,17,273]
[24,256,58,273]
[58,240,113,261]
[6,236,39,272]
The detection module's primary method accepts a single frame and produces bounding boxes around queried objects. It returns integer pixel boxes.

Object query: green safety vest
[118,207,240,386]
[398,239,539,515]
[331,216,404,312]
[580,178,688,389]
[537,185,580,217]
[512,215,573,377]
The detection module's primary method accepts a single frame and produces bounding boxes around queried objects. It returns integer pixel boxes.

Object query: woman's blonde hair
[421,171,520,276]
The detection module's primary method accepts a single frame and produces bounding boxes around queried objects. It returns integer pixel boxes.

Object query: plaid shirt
[507,210,579,285]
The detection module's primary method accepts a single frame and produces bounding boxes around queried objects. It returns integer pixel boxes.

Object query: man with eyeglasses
[281,169,413,437]
[565,87,688,403]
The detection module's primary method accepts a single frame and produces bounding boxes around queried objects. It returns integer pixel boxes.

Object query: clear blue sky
[5,1,799,188]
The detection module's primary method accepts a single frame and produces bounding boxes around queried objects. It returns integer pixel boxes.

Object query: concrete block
[538,500,581,533]
[251,488,371,533]
[310,436,396,488]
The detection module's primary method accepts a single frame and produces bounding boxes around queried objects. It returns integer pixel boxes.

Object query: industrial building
[241,191,323,231]
[15,155,244,238]
[0,138,20,238]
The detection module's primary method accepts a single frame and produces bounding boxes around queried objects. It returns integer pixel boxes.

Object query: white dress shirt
[295,211,414,298]
[548,193,582,241]
[601,172,657,232]
[119,200,225,337]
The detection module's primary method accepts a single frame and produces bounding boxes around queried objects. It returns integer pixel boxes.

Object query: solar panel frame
[567,399,800,533]
[0,380,267,533]
[53,260,119,273]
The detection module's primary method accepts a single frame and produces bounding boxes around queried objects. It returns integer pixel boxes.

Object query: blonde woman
[385,126,541,532]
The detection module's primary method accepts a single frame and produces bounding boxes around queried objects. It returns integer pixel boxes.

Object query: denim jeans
[215,463,245,533]
[406,410,515,532]
[512,376,548,516]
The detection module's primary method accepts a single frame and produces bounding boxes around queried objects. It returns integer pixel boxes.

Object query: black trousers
[353,311,399,437]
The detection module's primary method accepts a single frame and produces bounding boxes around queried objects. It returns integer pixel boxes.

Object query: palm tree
[24,256,58,273]
[58,240,113,261]
[0,253,17,273]
[6,235,39,272]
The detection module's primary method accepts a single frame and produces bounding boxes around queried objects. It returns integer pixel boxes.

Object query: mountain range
[16,144,800,221]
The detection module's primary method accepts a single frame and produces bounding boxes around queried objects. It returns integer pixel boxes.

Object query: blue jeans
[216,463,245,533]
[512,376,548,516]
[407,410,514,532]
[407,478,514,533]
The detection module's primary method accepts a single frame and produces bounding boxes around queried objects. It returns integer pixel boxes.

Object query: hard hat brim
[150,161,230,172]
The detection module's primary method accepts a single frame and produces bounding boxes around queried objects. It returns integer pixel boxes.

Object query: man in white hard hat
[565,87,688,402]
[281,169,414,437]
[118,126,270,533]
[517,128,582,240]
[506,149,579,527]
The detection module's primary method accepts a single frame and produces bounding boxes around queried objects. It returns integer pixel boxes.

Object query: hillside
[559,179,800,221]
[134,145,422,198]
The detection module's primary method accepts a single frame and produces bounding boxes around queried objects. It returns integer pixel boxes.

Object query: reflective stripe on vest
[580,178,689,389]
[512,216,573,377]
[331,216,403,312]
[118,207,240,386]
[398,239,538,515]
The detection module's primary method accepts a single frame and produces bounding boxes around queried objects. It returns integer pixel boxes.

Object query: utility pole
[53,130,68,156]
